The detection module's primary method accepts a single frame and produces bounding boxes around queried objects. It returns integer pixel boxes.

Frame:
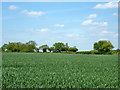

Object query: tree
[1,44,7,52]
[53,42,65,52]
[25,41,37,52]
[26,41,37,47]
[4,42,23,52]
[34,47,39,52]
[39,45,49,52]
[19,44,27,52]
[65,43,69,51]
[61,43,69,52]
[14,42,22,52]
[68,46,78,52]
[3,41,37,52]
[94,40,114,54]
[48,47,54,52]
[6,42,17,52]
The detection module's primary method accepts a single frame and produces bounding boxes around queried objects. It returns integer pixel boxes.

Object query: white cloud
[81,20,92,25]
[92,22,108,26]
[94,1,118,9]
[40,28,48,32]
[21,10,45,17]
[81,19,108,26]
[100,30,118,37]
[54,24,64,28]
[8,5,18,10]
[25,28,48,32]
[87,14,97,18]
[113,13,117,16]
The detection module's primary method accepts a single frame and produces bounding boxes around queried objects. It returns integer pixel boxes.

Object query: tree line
[1,40,117,54]
[1,41,78,53]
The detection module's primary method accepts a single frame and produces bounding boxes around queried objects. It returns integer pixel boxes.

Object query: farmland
[2,53,118,88]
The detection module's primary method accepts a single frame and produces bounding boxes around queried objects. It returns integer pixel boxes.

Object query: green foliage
[62,43,69,52]
[76,51,91,54]
[77,50,118,55]
[94,40,114,54]
[2,53,118,88]
[90,50,99,54]
[39,45,49,52]
[34,47,39,52]
[1,44,7,52]
[53,42,65,52]
[48,47,54,52]
[1,40,117,54]
[110,50,118,55]
[25,41,37,52]
[1,41,37,52]
[68,46,78,52]
[61,51,76,54]
[1,41,73,53]
[52,42,70,52]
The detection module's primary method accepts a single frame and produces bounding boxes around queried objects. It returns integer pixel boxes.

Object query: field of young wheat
[2,53,118,88]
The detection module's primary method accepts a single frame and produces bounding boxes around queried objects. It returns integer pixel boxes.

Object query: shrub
[76,51,91,54]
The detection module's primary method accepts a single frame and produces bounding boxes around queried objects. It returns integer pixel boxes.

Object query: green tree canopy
[94,40,114,54]
[1,41,37,52]
[68,46,78,52]
[61,43,69,52]
[25,41,37,52]
[6,42,17,52]
[39,45,49,52]
[53,42,65,52]
[1,44,7,52]
[48,47,54,52]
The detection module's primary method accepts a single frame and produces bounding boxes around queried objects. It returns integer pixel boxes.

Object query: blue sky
[2,2,118,51]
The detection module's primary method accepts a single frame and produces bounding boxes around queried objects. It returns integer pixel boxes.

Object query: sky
[2,2,118,51]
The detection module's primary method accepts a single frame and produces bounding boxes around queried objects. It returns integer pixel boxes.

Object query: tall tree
[39,45,49,52]
[62,43,69,52]
[25,41,37,52]
[14,42,22,52]
[53,42,65,52]
[94,40,114,54]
